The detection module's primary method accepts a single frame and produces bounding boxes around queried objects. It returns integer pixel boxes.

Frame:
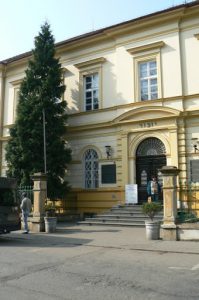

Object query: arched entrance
[136,137,166,203]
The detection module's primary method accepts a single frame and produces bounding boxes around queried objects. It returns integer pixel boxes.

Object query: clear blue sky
[0,0,193,61]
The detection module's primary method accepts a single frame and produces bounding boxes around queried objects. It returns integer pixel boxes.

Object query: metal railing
[17,185,33,204]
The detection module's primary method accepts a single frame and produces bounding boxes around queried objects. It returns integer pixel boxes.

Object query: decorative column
[161,166,180,241]
[30,172,47,232]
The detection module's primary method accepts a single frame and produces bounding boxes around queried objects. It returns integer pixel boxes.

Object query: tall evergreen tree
[6,22,71,199]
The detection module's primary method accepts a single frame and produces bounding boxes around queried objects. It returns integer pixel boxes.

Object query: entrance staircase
[78,204,163,227]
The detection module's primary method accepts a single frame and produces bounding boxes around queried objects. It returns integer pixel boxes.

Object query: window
[10,79,22,122]
[84,73,99,111]
[190,160,199,182]
[141,170,147,186]
[75,57,106,112]
[127,41,165,102]
[84,149,99,188]
[13,89,20,121]
[1,142,7,176]
[139,60,158,101]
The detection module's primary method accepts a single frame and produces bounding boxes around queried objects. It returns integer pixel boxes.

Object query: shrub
[142,202,162,221]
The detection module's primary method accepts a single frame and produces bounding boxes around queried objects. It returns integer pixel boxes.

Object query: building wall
[1,3,199,215]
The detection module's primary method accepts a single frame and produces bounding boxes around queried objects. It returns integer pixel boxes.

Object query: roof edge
[0,1,198,65]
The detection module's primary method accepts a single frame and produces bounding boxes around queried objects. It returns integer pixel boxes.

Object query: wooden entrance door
[136,138,166,203]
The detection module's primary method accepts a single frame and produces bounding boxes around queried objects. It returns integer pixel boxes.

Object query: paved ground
[0,223,199,300]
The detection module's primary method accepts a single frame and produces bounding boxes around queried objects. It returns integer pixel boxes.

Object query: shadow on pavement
[0,223,121,248]
[0,231,92,248]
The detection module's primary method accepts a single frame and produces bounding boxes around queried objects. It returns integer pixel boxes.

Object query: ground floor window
[84,149,99,188]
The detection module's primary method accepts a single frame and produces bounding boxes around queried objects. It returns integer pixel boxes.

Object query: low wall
[177,223,199,241]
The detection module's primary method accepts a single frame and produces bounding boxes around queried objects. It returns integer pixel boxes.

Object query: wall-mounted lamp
[191,138,199,153]
[105,145,112,159]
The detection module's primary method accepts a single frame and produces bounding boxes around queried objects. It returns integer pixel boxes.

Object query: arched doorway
[136,137,166,203]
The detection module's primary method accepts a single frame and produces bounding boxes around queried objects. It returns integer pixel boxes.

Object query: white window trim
[10,79,22,123]
[13,88,20,121]
[84,73,99,111]
[134,52,162,102]
[75,57,105,112]
[127,41,165,102]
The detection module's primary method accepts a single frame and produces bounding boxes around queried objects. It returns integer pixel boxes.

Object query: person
[20,192,32,234]
[147,176,161,202]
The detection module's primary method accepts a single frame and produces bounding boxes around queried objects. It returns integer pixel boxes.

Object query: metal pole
[42,108,47,174]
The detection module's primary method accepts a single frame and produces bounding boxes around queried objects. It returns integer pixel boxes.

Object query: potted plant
[44,202,57,233]
[142,202,163,240]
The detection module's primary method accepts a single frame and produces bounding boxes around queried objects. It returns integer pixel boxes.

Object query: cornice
[74,57,106,69]
[104,8,185,38]
[1,2,199,68]
[10,79,23,86]
[127,41,165,55]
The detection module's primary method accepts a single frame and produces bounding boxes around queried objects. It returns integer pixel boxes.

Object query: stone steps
[78,204,163,227]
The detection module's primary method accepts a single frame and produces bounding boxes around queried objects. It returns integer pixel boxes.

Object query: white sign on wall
[125,184,138,204]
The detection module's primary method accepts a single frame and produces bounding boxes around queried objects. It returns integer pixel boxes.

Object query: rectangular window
[190,160,199,182]
[139,60,158,101]
[13,89,20,121]
[128,41,164,102]
[84,73,99,111]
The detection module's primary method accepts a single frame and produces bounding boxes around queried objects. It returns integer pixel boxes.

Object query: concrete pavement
[12,222,199,255]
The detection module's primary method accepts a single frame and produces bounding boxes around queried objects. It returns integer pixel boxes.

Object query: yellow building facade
[1,2,199,216]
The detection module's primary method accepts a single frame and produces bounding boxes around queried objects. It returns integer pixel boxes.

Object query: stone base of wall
[177,223,199,240]
[161,223,199,241]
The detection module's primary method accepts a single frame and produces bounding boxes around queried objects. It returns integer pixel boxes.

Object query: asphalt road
[0,224,199,300]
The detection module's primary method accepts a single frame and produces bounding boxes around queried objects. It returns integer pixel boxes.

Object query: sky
[0,0,194,61]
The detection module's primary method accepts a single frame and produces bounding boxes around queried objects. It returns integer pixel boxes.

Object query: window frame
[10,79,22,122]
[13,88,20,121]
[135,53,162,102]
[84,148,99,189]
[75,57,105,112]
[127,41,164,102]
[139,59,158,101]
[83,73,99,111]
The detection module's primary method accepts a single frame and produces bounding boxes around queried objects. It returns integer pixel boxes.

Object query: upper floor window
[13,89,20,121]
[139,60,158,101]
[127,41,165,102]
[75,57,106,112]
[84,73,99,111]
[10,79,22,123]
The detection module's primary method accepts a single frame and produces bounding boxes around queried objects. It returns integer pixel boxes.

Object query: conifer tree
[6,22,71,199]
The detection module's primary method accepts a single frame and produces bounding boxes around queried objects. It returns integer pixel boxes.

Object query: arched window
[84,149,99,188]
[136,137,166,157]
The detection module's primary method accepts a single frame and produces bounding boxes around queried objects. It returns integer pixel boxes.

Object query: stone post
[161,166,180,241]
[29,172,47,232]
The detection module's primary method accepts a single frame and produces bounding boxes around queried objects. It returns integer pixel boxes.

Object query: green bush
[142,202,162,221]
[177,211,199,223]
